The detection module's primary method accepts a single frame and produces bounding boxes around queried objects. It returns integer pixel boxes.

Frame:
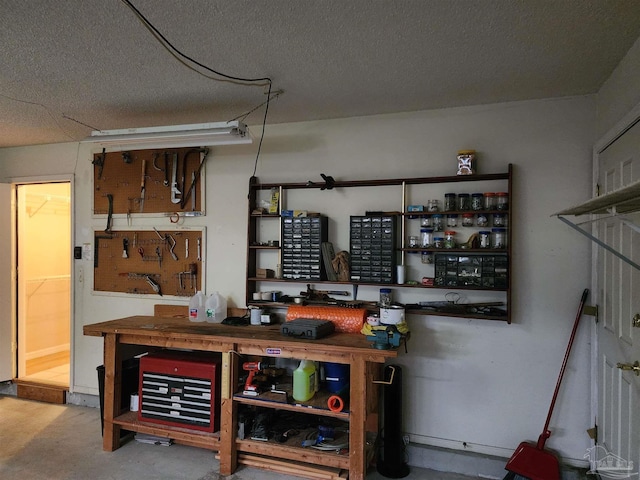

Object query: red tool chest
[138,352,221,433]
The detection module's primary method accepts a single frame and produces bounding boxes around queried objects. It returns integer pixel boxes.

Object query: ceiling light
[82,120,251,150]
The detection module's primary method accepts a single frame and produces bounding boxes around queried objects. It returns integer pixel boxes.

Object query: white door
[593,118,640,477]
[0,182,14,382]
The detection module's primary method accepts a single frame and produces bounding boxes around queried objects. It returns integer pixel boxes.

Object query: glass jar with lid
[471,193,484,211]
[444,230,456,249]
[457,193,470,211]
[433,236,444,248]
[479,231,491,249]
[462,213,474,227]
[492,228,507,249]
[446,214,458,228]
[427,199,439,212]
[484,192,496,210]
[432,214,444,231]
[444,193,456,212]
[420,228,434,247]
[493,213,508,227]
[420,215,432,227]
[477,213,489,227]
[421,251,433,264]
[496,192,509,211]
[379,288,392,307]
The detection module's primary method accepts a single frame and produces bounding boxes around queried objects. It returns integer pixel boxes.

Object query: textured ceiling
[1,0,640,148]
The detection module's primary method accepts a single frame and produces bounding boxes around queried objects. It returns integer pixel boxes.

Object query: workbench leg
[102,333,122,451]
[349,356,367,480]
[218,346,238,475]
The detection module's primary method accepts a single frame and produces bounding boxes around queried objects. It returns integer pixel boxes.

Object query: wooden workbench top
[83,316,399,361]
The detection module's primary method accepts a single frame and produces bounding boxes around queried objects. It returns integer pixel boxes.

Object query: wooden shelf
[113,410,221,451]
[237,437,351,470]
[401,248,507,254]
[233,389,350,421]
[247,166,513,322]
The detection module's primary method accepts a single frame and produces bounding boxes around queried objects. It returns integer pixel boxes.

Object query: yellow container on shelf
[292,360,316,402]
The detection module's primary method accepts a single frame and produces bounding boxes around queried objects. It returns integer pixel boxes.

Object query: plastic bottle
[205,291,227,323]
[189,291,206,322]
[293,360,316,402]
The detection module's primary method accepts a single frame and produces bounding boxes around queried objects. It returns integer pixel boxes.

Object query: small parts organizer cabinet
[282,215,328,280]
[248,165,513,323]
[139,353,221,433]
[84,316,398,480]
[350,215,398,284]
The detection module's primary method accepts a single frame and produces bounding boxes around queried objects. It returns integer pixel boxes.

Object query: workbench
[83,316,400,480]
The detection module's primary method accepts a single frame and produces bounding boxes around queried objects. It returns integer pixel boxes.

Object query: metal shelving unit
[554,179,640,271]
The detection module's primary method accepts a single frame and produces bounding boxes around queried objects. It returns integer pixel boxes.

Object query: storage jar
[444,230,456,249]
[493,213,507,227]
[444,193,456,212]
[420,228,434,247]
[492,228,507,249]
[432,214,444,231]
[484,192,496,210]
[458,193,470,211]
[496,192,509,211]
[379,288,392,307]
[471,193,484,211]
[479,231,491,249]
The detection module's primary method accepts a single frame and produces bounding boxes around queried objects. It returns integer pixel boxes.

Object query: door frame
[591,100,640,444]
[10,174,74,388]
[0,182,15,382]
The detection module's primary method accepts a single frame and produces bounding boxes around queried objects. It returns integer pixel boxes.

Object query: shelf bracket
[557,215,640,271]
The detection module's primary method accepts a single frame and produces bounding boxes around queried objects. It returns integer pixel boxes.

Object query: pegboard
[93,227,205,297]
[92,147,207,217]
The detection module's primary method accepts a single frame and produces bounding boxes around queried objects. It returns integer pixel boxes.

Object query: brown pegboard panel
[93,147,207,216]
[93,228,205,297]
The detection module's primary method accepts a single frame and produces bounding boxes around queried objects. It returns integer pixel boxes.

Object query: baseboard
[15,380,67,404]
[66,392,100,409]
[24,343,70,360]
[405,443,588,480]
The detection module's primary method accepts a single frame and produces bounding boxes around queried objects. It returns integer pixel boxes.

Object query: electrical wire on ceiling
[0,92,75,141]
[120,0,279,177]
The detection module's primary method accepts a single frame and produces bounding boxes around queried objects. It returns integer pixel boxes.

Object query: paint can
[380,306,405,325]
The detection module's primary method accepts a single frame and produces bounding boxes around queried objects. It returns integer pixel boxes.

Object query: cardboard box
[256,268,275,279]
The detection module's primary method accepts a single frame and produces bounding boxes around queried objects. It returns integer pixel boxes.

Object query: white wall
[0,96,595,466]
[597,35,640,138]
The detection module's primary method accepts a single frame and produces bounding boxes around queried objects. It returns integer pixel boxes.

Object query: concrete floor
[0,395,477,480]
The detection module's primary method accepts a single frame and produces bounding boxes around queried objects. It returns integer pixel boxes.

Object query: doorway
[16,182,71,388]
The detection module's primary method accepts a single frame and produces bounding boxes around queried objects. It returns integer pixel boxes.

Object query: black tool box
[280,318,335,339]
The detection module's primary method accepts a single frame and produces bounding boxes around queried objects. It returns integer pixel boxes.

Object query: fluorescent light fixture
[82,120,251,149]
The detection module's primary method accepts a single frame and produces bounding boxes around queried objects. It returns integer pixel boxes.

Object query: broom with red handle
[503,288,589,480]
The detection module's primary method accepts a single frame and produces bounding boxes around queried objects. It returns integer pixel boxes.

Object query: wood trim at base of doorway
[14,379,67,404]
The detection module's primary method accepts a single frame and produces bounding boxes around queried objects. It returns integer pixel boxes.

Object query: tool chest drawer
[138,352,221,433]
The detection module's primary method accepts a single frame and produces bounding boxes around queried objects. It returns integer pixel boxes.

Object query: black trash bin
[96,358,140,436]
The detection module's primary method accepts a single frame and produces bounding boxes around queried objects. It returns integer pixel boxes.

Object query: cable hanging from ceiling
[121,0,279,176]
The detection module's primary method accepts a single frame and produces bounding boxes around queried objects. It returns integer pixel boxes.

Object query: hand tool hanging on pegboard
[170,152,181,204]
[139,158,147,212]
[180,148,209,209]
